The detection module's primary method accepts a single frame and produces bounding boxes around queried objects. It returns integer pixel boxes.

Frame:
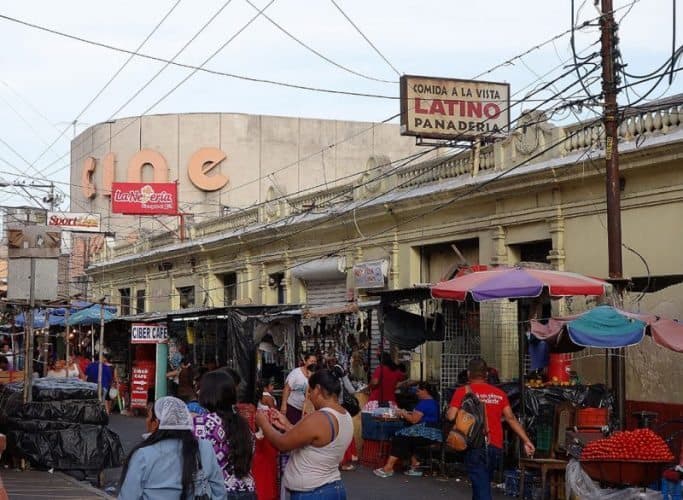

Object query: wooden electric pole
[600,0,626,429]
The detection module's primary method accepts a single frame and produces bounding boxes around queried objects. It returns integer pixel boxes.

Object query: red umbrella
[431,266,608,302]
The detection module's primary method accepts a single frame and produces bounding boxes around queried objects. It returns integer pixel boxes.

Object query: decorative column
[390,234,400,289]
[283,252,292,304]
[259,262,267,305]
[490,226,508,266]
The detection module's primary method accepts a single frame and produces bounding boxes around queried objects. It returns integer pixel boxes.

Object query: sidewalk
[1,468,113,499]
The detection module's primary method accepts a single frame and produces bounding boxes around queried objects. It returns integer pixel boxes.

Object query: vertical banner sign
[111,182,178,215]
[400,75,510,140]
[130,363,154,409]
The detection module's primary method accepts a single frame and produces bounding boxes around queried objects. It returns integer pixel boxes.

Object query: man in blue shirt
[85,354,113,411]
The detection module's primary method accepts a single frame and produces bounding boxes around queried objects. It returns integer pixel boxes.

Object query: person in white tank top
[255,368,353,500]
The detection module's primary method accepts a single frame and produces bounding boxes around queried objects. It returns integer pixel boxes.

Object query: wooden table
[519,458,568,500]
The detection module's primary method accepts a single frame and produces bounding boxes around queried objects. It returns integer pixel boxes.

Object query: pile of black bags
[0,377,124,471]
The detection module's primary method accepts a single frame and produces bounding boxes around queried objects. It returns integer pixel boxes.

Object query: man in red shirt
[447,358,535,500]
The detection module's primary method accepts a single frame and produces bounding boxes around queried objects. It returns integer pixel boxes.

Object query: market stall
[431,267,681,497]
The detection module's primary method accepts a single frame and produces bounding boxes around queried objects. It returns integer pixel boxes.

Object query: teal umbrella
[566,305,646,348]
[67,304,117,326]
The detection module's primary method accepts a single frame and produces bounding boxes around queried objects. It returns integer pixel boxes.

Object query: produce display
[581,428,675,462]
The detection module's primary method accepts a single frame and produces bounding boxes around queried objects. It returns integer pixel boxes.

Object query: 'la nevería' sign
[131,323,168,344]
[400,75,510,140]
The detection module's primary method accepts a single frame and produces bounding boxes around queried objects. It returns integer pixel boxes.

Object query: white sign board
[7,259,59,301]
[131,323,168,344]
[400,75,510,140]
[353,260,388,289]
[47,212,101,232]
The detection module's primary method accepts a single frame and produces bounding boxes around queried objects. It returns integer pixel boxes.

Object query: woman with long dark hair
[118,396,225,499]
[256,368,353,499]
[193,370,256,499]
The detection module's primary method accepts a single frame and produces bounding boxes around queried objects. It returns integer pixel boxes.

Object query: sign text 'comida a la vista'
[400,75,510,140]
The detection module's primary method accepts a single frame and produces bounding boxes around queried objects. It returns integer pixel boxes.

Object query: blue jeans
[464,446,502,500]
[289,480,346,500]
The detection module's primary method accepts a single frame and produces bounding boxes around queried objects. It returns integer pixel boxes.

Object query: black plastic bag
[8,422,124,470]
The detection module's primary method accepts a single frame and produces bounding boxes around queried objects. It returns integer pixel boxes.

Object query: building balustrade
[95,101,683,262]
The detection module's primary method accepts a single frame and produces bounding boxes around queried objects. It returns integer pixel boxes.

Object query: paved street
[104,414,508,500]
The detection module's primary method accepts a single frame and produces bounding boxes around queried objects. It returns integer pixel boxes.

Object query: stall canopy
[431,267,609,302]
[530,305,683,352]
[67,304,118,326]
[14,301,116,328]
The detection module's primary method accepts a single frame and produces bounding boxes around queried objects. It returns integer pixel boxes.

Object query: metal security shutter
[305,279,347,308]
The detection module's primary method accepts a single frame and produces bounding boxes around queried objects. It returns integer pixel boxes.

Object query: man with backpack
[447,358,535,500]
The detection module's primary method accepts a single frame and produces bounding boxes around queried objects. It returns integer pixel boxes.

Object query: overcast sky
[0,0,679,209]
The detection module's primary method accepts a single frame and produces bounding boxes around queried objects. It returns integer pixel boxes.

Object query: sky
[0,0,680,210]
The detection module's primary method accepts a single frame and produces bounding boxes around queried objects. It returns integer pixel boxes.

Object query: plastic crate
[360,439,391,469]
[361,412,405,440]
[662,479,682,500]
[576,408,608,428]
[503,469,540,500]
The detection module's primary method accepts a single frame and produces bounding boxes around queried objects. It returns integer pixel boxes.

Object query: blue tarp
[567,305,647,348]
[15,302,117,328]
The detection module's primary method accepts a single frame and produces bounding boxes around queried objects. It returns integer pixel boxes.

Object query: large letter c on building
[188,147,228,192]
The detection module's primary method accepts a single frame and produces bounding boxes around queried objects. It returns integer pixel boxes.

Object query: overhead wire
[0,12,398,102]
[244,0,396,84]
[106,0,235,121]
[91,68,605,294]
[25,0,184,172]
[1,0,275,217]
[0,15,617,234]
[328,0,401,77]
[44,34,603,199]
[93,67,683,300]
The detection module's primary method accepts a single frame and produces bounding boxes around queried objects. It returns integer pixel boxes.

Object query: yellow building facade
[85,105,683,405]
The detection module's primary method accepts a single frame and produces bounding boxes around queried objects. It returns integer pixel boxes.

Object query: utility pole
[22,260,36,403]
[600,0,626,429]
[97,298,105,402]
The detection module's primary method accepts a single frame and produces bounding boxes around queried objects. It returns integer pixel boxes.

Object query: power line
[107,0,233,121]
[0,1,273,217]
[329,0,401,77]
[95,115,607,302]
[0,12,397,101]
[244,0,395,84]
[92,68,600,269]
[26,0,184,173]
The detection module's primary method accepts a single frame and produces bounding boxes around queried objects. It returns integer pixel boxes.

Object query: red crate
[577,408,609,428]
[360,439,391,469]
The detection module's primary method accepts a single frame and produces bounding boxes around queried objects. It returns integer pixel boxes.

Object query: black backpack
[447,385,488,451]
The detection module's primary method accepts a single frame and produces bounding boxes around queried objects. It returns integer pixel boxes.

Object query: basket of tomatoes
[580,428,675,486]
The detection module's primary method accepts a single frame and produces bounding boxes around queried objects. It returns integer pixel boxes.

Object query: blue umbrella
[567,305,647,348]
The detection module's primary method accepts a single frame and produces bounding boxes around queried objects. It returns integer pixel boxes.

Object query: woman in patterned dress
[193,371,256,499]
